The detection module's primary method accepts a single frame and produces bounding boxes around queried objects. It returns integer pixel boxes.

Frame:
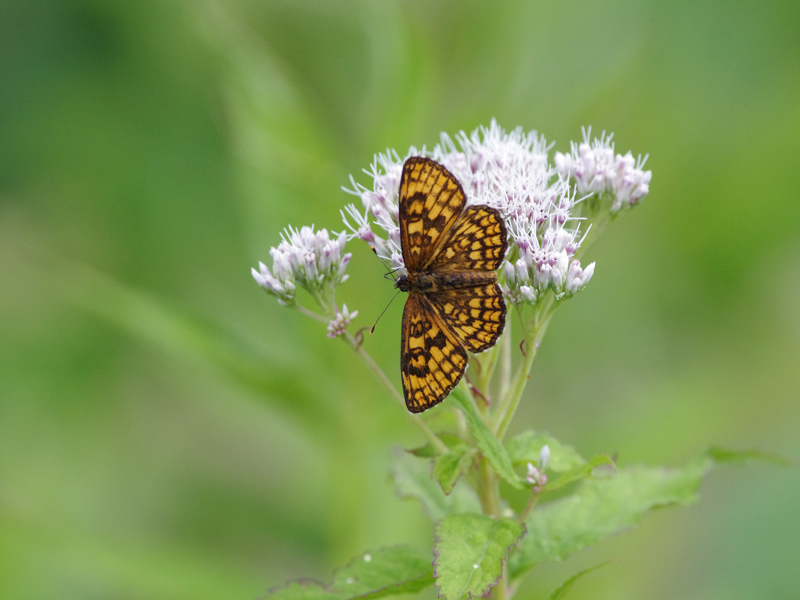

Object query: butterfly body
[396,157,508,413]
[395,270,497,294]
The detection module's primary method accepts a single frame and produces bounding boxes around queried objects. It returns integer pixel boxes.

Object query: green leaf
[510,446,793,579]
[392,450,481,522]
[433,445,475,495]
[707,446,796,467]
[547,562,612,600]
[545,455,616,493]
[506,431,586,472]
[434,514,525,600]
[267,546,433,600]
[450,387,524,489]
[509,456,710,579]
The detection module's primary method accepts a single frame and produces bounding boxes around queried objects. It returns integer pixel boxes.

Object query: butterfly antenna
[371,290,401,334]
[371,245,399,281]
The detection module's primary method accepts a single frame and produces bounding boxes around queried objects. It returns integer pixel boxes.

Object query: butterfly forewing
[399,157,466,272]
[428,283,506,353]
[428,205,508,272]
[401,293,469,413]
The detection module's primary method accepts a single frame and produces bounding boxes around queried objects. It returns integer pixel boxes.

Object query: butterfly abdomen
[431,271,497,290]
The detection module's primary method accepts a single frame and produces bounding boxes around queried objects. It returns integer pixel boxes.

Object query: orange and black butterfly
[395,157,508,413]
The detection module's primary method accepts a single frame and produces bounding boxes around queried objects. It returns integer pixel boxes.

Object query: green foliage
[510,456,708,578]
[546,563,612,600]
[509,448,789,580]
[545,455,616,493]
[433,514,525,600]
[506,431,586,473]
[450,387,524,489]
[707,446,797,467]
[266,546,433,600]
[392,451,481,522]
[433,445,476,495]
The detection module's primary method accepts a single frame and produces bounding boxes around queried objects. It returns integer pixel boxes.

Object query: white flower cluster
[251,225,351,310]
[327,304,358,339]
[554,127,652,214]
[343,120,630,306]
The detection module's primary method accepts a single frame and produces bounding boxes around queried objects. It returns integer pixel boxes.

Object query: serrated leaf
[392,450,481,522]
[450,387,524,489]
[545,455,616,493]
[547,562,612,600]
[509,456,710,579]
[434,514,525,600]
[433,445,475,495]
[506,431,586,472]
[510,446,793,579]
[267,546,433,600]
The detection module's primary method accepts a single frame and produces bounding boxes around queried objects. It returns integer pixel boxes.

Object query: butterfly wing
[399,157,467,272]
[427,283,506,354]
[400,292,469,413]
[427,204,508,272]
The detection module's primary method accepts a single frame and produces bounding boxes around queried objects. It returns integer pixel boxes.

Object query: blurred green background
[2,0,799,598]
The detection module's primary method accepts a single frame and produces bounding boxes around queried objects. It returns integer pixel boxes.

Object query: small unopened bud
[538,444,550,471]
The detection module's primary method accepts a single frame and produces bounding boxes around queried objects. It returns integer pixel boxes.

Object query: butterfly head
[394,275,410,293]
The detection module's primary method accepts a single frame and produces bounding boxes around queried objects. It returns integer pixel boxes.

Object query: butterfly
[395,157,508,413]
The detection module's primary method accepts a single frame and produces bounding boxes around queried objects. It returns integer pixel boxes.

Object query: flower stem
[498,322,512,401]
[294,304,449,454]
[342,331,450,454]
[518,491,540,524]
[491,299,556,439]
[295,303,331,324]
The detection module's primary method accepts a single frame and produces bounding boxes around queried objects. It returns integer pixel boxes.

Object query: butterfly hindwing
[399,157,466,272]
[428,205,508,272]
[428,283,506,354]
[400,293,469,413]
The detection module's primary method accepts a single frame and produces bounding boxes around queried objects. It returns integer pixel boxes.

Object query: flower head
[252,225,352,313]
[327,304,358,339]
[526,461,548,492]
[554,127,652,215]
[341,148,422,274]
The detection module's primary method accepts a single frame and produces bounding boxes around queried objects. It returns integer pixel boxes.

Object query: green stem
[492,299,556,439]
[295,303,330,324]
[294,303,449,454]
[498,321,512,402]
[476,456,493,515]
[342,331,449,454]
[518,491,540,524]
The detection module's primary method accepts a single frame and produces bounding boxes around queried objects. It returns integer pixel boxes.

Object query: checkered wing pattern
[428,283,506,354]
[400,293,469,413]
[398,157,467,272]
[428,205,508,272]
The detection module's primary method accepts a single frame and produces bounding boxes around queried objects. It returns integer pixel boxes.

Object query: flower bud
[538,444,550,471]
